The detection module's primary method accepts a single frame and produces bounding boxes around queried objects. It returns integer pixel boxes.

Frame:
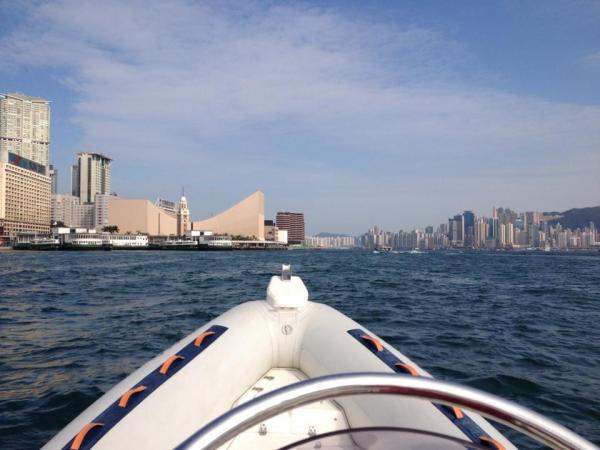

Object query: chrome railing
[176,372,598,450]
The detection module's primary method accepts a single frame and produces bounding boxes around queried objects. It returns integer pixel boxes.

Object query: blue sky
[1,0,599,234]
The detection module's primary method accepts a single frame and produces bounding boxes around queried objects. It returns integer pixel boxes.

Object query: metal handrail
[176,372,598,450]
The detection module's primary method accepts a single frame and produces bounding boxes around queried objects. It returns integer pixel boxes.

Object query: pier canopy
[192,191,265,241]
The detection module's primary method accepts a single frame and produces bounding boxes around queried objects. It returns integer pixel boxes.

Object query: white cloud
[1,0,599,231]
[583,51,600,66]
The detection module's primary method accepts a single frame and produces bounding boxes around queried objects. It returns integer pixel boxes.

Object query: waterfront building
[49,165,58,194]
[306,234,355,249]
[51,194,95,228]
[74,152,112,203]
[0,93,51,244]
[193,191,265,240]
[94,194,112,229]
[276,229,288,245]
[264,220,278,240]
[177,195,190,237]
[0,152,51,243]
[108,196,177,235]
[0,93,50,170]
[276,211,305,244]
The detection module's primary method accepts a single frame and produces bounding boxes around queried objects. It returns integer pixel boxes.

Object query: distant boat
[409,249,423,254]
[374,246,391,253]
[13,238,60,250]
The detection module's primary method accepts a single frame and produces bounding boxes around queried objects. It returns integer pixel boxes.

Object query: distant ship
[13,237,60,250]
[374,245,392,253]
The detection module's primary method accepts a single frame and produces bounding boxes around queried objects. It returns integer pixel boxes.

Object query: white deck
[223,368,351,449]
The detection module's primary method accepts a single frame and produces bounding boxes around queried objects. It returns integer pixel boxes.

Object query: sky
[1,0,599,234]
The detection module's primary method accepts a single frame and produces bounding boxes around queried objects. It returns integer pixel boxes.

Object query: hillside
[545,206,600,230]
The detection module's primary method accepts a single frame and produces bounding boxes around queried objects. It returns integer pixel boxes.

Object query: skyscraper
[474,217,487,248]
[0,93,50,171]
[276,211,305,244]
[74,152,112,203]
[0,93,51,243]
[462,210,475,247]
[505,222,514,247]
[448,214,464,246]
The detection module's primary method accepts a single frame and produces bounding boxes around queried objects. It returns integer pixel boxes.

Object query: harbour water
[1,250,599,449]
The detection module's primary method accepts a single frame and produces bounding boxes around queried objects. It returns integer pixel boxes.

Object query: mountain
[315,232,352,237]
[544,206,600,230]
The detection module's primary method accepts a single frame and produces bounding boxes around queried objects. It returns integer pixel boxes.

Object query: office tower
[276,211,305,244]
[177,195,190,236]
[488,217,499,241]
[498,223,506,247]
[0,93,50,171]
[462,210,475,247]
[474,217,487,248]
[49,165,58,194]
[75,152,112,203]
[448,214,464,246]
[505,223,514,247]
[0,93,51,243]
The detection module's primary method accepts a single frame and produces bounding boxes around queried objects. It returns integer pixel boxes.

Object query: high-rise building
[525,211,541,228]
[0,93,51,243]
[276,211,305,244]
[448,214,464,246]
[488,217,499,241]
[49,165,58,194]
[505,223,514,247]
[51,193,94,228]
[498,223,506,247]
[0,153,51,242]
[177,195,190,236]
[462,210,475,247]
[75,152,112,203]
[474,217,487,248]
[0,93,50,171]
[70,164,79,196]
[94,194,112,229]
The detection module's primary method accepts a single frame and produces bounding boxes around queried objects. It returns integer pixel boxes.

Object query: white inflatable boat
[45,266,596,450]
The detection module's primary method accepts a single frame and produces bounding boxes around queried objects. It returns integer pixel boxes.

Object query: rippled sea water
[0,250,599,449]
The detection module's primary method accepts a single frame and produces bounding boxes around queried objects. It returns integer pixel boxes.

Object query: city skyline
[1,1,599,234]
